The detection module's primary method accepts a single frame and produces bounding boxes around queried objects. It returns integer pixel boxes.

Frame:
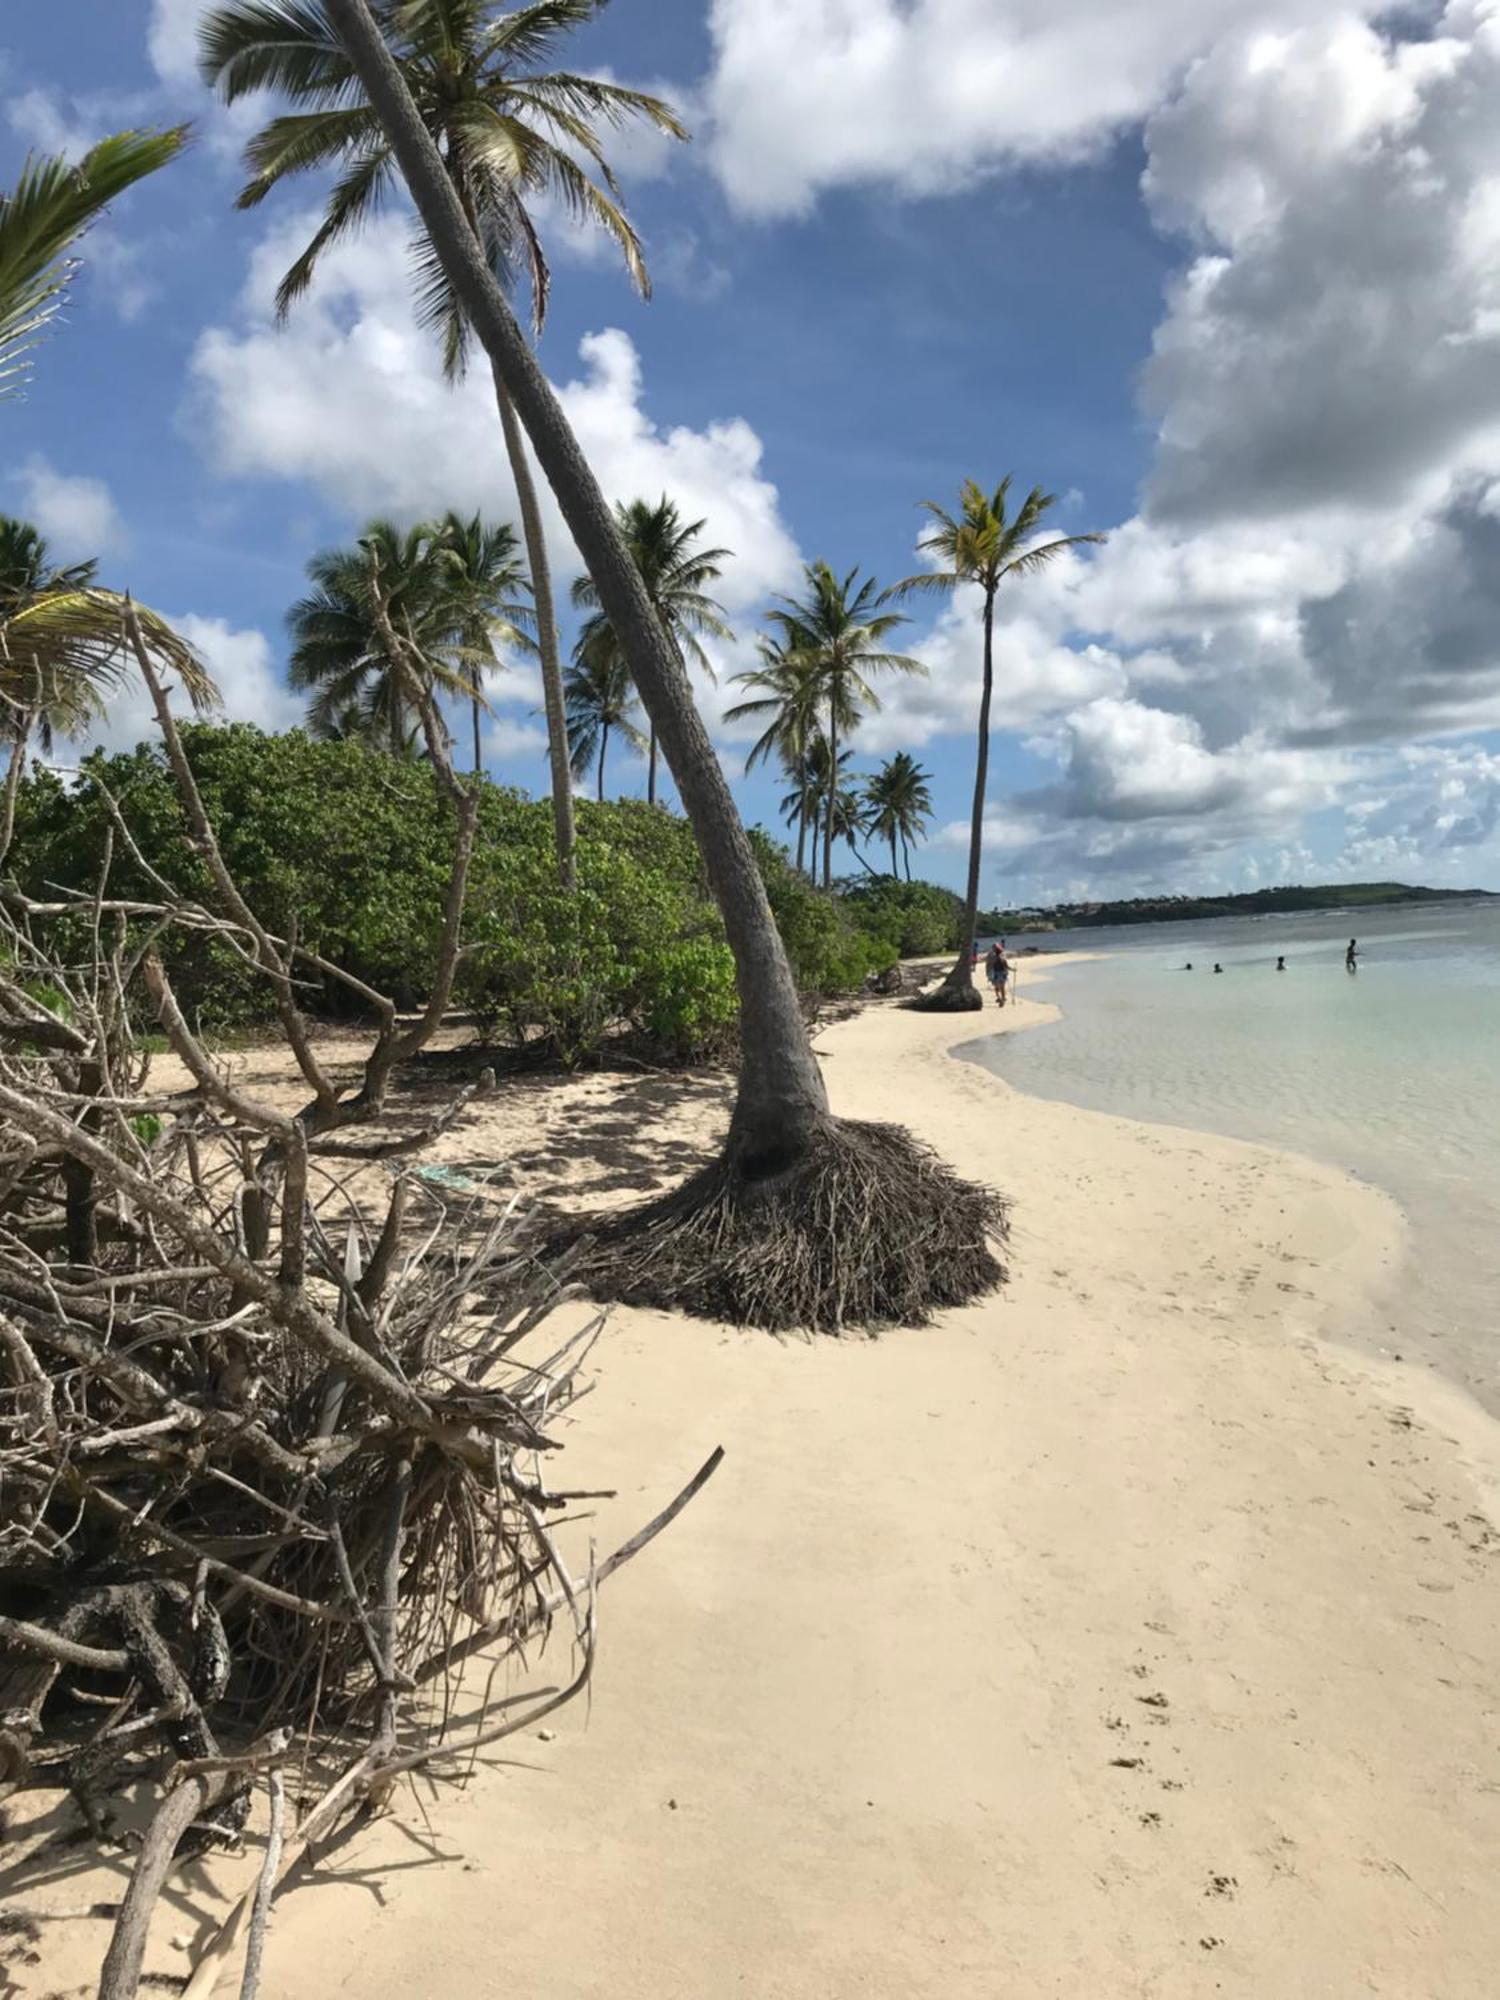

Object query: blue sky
[5,0,1500,901]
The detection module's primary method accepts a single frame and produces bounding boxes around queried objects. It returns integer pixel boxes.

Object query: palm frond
[199,0,353,105]
[1001,531,1107,578]
[237,106,385,206]
[0,128,188,396]
[274,144,395,315]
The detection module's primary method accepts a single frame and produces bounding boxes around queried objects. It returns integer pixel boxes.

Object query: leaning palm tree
[570,495,733,806]
[0,516,214,751]
[200,0,687,890]
[432,509,534,773]
[287,518,470,755]
[1,127,187,398]
[892,479,1103,1009]
[316,0,1005,1332]
[767,561,924,891]
[726,636,828,877]
[564,637,644,799]
[863,750,933,879]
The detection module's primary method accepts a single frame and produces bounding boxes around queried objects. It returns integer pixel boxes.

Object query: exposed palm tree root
[567,1117,1007,1332]
[904,978,984,1013]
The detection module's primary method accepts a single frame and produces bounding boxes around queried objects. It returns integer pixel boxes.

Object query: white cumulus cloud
[12,458,126,559]
[188,212,800,612]
[702,0,1394,217]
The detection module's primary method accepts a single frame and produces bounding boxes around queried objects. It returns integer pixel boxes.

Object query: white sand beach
[11,961,1500,1997]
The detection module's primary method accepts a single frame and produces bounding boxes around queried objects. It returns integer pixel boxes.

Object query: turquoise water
[969,900,1500,1411]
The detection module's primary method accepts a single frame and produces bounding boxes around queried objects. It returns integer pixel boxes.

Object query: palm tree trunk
[598,722,608,801]
[325,0,831,1162]
[795,784,808,876]
[942,585,996,997]
[902,834,912,883]
[647,724,657,805]
[889,828,899,877]
[823,702,837,892]
[489,361,575,889]
[470,668,482,776]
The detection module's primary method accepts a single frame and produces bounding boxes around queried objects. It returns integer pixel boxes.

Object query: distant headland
[981,881,1498,933]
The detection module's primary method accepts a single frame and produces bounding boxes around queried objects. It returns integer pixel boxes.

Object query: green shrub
[4,726,863,1062]
[462,830,736,1063]
[836,877,963,959]
[750,830,888,993]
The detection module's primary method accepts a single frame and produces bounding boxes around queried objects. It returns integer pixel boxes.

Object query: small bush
[837,877,964,959]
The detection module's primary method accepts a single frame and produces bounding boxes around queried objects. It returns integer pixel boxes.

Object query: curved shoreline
[958,952,1500,1520]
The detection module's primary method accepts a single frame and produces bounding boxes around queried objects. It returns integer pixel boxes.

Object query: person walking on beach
[1213,962,1223,974]
[986,942,1010,1007]
[1276,956,1286,971]
[1346,938,1359,973]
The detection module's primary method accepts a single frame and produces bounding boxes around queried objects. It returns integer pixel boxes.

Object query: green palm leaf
[0,516,216,746]
[0,128,188,397]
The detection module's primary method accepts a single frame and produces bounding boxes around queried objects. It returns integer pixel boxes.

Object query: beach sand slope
[14,974,1500,1997]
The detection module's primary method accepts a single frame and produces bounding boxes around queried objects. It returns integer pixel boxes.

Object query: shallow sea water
[968,900,1500,1414]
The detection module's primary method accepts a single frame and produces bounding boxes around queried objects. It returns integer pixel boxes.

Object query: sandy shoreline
[10,961,1500,1996]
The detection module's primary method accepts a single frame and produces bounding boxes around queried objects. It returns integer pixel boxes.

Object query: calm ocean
[968,899,1500,1415]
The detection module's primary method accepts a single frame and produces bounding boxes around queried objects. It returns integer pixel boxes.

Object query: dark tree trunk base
[562,1117,1007,1333]
[904,978,984,1014]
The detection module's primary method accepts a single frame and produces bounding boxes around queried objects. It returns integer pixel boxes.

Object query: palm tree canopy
[889,478,1105,600]
[0,127,188,398]
[563,637,644,780]
[863,749,933,850]
[766,559,925,716]
[200,0,688,368]
[432,507,535,660]
[724,636,827,776]
[776,737,856,831]
[0,515,215,746]
[570,494,734,674]
[286,516,479,746]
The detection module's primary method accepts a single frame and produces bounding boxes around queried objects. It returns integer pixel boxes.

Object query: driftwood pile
[0,611,717,1999]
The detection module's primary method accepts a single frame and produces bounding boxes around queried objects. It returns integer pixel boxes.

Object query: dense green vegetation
[5,724,915,1061]
[984,883,1495,931]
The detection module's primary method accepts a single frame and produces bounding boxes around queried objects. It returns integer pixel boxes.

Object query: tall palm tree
[767,561,924,890]
[201,0,687,891]
[570,495,733,806]
[564,637,644,799]
[287,518,472,754]
[1,128,187,398]
[863,750,933,880]
[0,516,214,750]
[892,479,1103,1007]
[314,0,1004,1332]
[726,637,827,877]
[432,509,534,773]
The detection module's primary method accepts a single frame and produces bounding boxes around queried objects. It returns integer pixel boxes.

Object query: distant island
[981,881,1498,933]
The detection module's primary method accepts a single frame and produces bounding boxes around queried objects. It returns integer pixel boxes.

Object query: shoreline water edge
[10,960,1500,1997]
[966,951,1500,1519]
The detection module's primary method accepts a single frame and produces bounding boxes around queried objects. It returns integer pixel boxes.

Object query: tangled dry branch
[0,610,718,2000]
